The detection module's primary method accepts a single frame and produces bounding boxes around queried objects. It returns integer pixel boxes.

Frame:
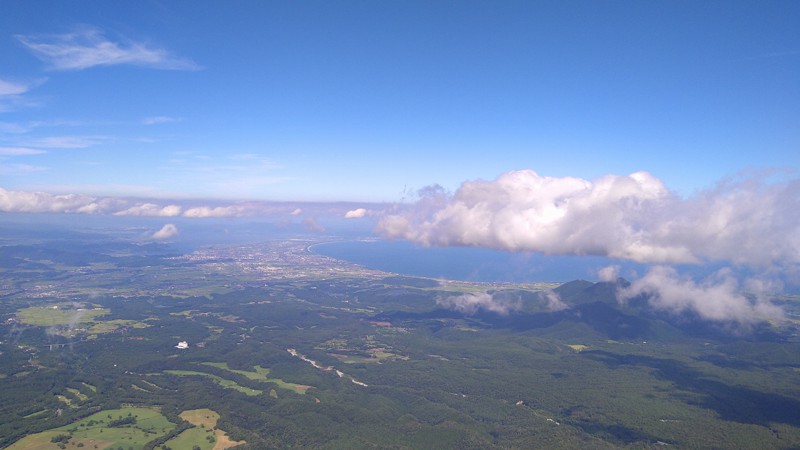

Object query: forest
[1,228,799,449]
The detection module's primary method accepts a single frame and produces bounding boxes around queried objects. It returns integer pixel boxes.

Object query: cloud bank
[16,27,200,71]
[114,203,181,217]
[0,187,375,222]
[0,187,106,214]
[377,170,800,270]
[619,266,784,325]
[379,170,799,325]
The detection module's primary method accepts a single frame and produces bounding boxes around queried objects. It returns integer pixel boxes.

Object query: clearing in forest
[6,407,174,450]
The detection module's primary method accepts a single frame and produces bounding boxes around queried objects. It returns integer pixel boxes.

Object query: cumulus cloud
[114,203,181,217]
[597,265,621,282]
[344,208,367,219]
[152,223,179,240]
[16,27,200,71]
[619,266,784,325]
[437,292,522,315]
[182,205,245,218]
[0,187,386,221]
[377,170,800,270]
[1,187,88,213]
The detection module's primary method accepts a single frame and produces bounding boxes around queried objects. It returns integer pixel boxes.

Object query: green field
[164,370,263,396]
[163,426,215,450]
[4,236,800,449]
[87,319,151,334]
[201,362,312,394]
[16,304,109,327]
[7,407,175,450]
[162,409,244,450]
[65,388,88,402]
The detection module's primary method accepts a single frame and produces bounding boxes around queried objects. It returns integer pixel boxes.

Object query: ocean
[311,239,647,283]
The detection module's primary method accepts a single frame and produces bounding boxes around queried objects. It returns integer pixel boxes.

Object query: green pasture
[163,427,215,450]
[7,407,174,450]
[165,370,263,396]
[16,305,109,327]
[88,319,150,334]
[201,362,312,394]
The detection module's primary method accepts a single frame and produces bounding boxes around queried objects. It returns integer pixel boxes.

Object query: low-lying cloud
[378,169,799,325]
[114,203,181,217]
[0,187,375,221]
[437,292,521,315]
[0,187,104,214]
[344,208,367,219]
[377,170,800,270]
[437,290,566,315]
[619,266,784,325]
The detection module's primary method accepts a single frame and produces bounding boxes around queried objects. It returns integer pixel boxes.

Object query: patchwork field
[16,304,109,327]
[165,408,245,450]
[7,407,175,450]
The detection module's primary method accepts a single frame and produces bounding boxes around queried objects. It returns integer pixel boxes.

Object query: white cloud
[619,266,784,324]
[344,208,367,219]
[0,187,98,213]
[542,290,568,311]
[597,265,621,282]
[377,170,800,270]
[437,292,521,315]
[0,164,48,175]
[16,27,200,71]
[0,79,30,96]
[0,188,382,222]
[0,79,42,112]
[152,223,179,240]
[0,147,47,156]
[142,116,179,125]
[182,206,244,218]
[114,203,181,217]
[24,136,101,149]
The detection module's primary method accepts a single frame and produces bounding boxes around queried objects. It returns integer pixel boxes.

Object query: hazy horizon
[2,1,799,324]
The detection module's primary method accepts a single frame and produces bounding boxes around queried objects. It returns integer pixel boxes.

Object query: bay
[311,239,646,283]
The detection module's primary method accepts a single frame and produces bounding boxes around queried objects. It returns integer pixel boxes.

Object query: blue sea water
[312,239,648,283]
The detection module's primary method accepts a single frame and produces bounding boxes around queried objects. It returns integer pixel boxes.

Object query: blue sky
[1,0,798,202]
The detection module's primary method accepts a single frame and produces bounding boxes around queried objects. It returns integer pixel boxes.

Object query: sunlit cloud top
[378,170,800,270]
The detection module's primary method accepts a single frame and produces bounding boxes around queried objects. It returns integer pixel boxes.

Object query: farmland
[2,231,800,449]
